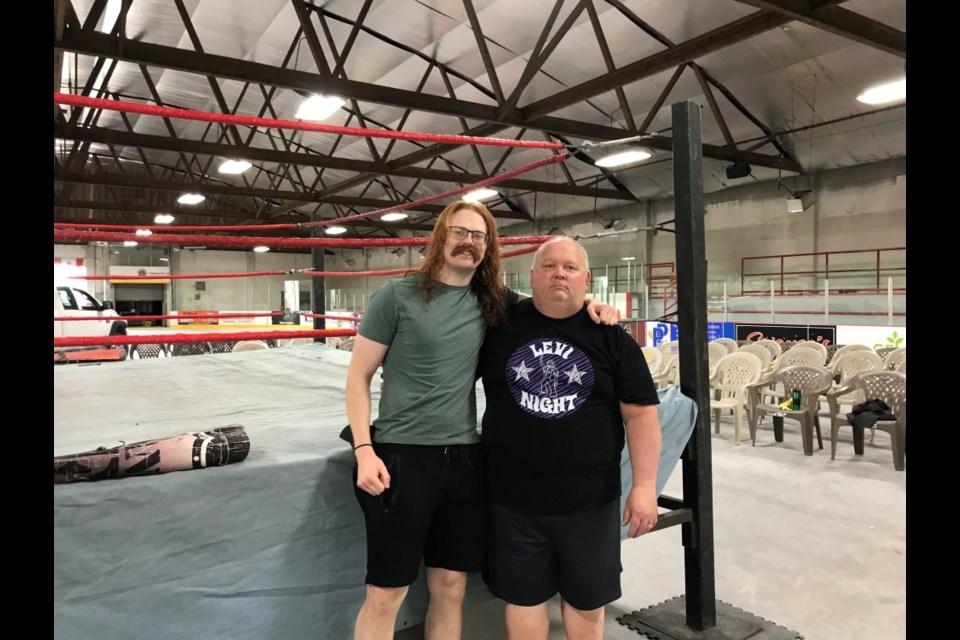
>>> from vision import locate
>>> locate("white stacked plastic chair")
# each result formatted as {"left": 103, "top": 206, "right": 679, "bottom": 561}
{"left": 709, "top": 351, "right": 764, "bottom": 445}
{"left": 791, "top": 340, "right": 829, "bottom": 361}
{"left": 640, "top": 346, "right": 664, "bottom": 378}
{"left": 884, "top": 347, "right": 907, "bottom": 372}
{"left": 232, "top": 340, "right": 270, "bottom": 353}
{"left": 826, "top": 344, "right": 874, "bottom": 375}
{"left": 823, "top": 350, "right": 885, "bottom": 424}
{"left": 711, "top": 337, "right": 739, "bottom": 355}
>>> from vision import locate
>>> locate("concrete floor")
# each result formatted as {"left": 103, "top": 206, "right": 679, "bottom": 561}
{"left": 397, "top": 412, "right": 906, "bottom": 640}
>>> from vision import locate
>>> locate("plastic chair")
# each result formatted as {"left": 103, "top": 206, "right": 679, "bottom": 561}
{"left": 289, "top": 337, "right": 314, "bottom": 346}
{"left": 708, "top": 342, "right": 728, "bottom": 378}
{"left": 884, "top": 347, "right": 906, "bottom": 372}
{"left": 171, "top": 342, "right": 211, "bottom": 357}
{"left": 711, "top": 337, "right": 739, "bottom": 355}
{"left": 822, "top": 350, "right": 885, "bottom": 422}
{"left": 747, "top": 365, "right": 835, "bottom": 454}
{"left": 875, "top": 346, "right": 897, "bottom": 362}
{"left": 775, "top": 345, "right": 827, "bottom": 369}
{"left": 792, "top": 340, "right": 828, "bottom": 361}
{"left": 641, "top": 346, "right": 664, "bottom": 377}
{"left": 755, "top": 339, "right": 782, "bottom": 363}
{"left": 657, "top": 340, "right": 680, "bottom": 365}
{"left": 894, "top": 355, "right": 906, "bottom": 374}
{"left": 232, "top": 340, "right": 270, "bottom": 353}
{"left": 738, "top": 343, "right": 773, "bottom": 371}
{"left": 653, "top": 356, "right": 679, "bottom": 389}
{"left": 827, "top": 344, "right": 874, "bottom": 374}
{"left": 828, "top": 371, "right": 906, "bottom": 470}
{"left": 131, "top": 343, "right": 168, "bottom": 359}
{"left": 709, "top": 351, "right": 763, "bottom": 445}
{"left": 757, "top": 346, "right": 829, "bottom": 408}
{"left": 208, "top": 341, "right": 237, "bottom": 354}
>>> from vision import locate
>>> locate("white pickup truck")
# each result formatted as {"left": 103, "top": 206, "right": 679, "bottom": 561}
{"left": 54, "top": 285, "right": 127, "bottom": 348}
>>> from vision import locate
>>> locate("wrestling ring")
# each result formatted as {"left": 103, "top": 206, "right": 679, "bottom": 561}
{"left": 53, "top": 92, "right": 697, "bottom": 639}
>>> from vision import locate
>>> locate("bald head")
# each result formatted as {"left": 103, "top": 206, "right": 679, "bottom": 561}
{"left": 532, "top": 237, "right": 590, "bottom": 272}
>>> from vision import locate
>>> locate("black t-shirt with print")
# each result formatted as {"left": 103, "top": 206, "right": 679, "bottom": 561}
{"left": 479, "top": 299, "right": 659, "bottom": 515}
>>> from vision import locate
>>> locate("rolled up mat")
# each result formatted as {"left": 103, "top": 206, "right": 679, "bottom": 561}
{"left": 54, "top": 424, "right": 250, "bottom": 484}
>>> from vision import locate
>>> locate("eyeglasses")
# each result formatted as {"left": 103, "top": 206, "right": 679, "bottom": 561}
{"left": 448, "top": 226, "right": 489, "bottom": 244}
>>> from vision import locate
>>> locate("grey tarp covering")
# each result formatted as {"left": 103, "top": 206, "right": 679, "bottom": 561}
{"left": 54, "top": 344, "right": 695, "bottom": 639}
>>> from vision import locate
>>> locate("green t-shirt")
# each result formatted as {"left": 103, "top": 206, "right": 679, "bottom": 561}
{"left": 359, "top": 274, "right": 515, "bottom": 445}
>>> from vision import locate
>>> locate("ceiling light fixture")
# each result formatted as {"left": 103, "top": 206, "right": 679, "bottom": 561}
{"left": 123, "top": 240, "right": 138, "bottom": 247}
{"left": 786, "top": 191, "right": 814, "bottom": 213}
{"left": 579, "top": 134, "right": 656, "bottom": 169}
{"left": 594, "top": 149, "right": 652, "bottom": 168}
{"left": 135, "top": 229, "right": 153, "bottom": 236}
{"left": 253, "top": 245, "right": 270, "bottom": 253}
{"left": 857, "top": 78, "right": 906, "bottom": 105}
{"left": 325, "top": 226, "right": 348, "bottom": 235}
{"left": 154, "top": 213, "right": 175, "bottom": 224}
{"left": 296, "top": 94, "right": 345, "bottom": 121}
{"left": 381, "top": 212, "right": 409, "bottom": 222}
{"left": 621, "top": 256, "right": 636, "bottom": 261}
{"left": 177, "top": 193, "right": 205, "bottom": 205}
{"left": 218, "top": 159, "right": 252, "bottom": 174}
{"left": 462, "top": 187, "right": 499, "bottom": 202}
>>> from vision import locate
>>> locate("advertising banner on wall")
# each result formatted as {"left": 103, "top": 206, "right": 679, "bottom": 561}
{"left": 736, "top": 324, "right": 836, "bottom": 345}
{"left": 835, "top": 325, "right": 906, "bottom": 349}
{"left": 645, "top": 321, "right": 736, "bottom": 347}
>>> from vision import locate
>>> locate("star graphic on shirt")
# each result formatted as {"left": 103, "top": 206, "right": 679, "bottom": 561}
{"left": 565, "top": 364, "right": 584, "bottom": 385}
{"left": 512, "top": 360, "right": 532, "bottom": 382}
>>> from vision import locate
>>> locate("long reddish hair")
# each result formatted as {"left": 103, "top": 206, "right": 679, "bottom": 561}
{"left": 414, "top": 200, "right": 508, "bottom": 327}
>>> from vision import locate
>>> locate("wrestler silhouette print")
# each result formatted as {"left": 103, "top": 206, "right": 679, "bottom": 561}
{"left": 506, "top": 338, "right": 594, "bottom": 418}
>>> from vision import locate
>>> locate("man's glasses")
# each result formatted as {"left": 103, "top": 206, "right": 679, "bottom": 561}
{"left": 448, "top": 226, "right": 489, "bottom": 244}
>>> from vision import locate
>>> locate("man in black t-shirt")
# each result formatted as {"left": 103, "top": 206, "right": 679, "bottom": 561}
{"left": 479, "top": 237, "right": 662, "bottom": 640}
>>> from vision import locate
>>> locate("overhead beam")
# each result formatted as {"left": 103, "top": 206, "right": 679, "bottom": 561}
{"left": 54, "top": 125, "right": 635, "bottom": 202}
{"left": 54, "top": 199, "right": 435, "bottom": 231}
{"left": 731, "top": 0, "right": 906, "bottom": 58}
{"left": 56, "top": 26, "right": 799, "bottom": 171}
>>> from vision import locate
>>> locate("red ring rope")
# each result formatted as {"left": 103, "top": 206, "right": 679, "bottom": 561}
{"left": 53, "top": 229, "right": 553, "bottom": 248}
{"left": 54, "top": 329, "right": 356, "bottom": 348}
{"left": 54, "top": 93, "right": 565, "bottom": 150}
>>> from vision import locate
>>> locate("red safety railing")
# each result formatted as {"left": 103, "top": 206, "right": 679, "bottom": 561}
{"left": 740, "top": 247, "right": 906, "bottom": 295}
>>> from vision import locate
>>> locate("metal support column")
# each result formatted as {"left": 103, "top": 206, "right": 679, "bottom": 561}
{"left": 311, "top": 213, "right": 326, "bottom": 343}
{"left": 617, "top": 100, "right": 801, "bottom": 640}
{"left": 671, "top": 100, "right": 717, "bottom": 631}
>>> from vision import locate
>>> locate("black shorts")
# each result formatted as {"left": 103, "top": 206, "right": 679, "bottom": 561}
{"left": 353, "top": 442, "right": 486, "bottom": 588}
{"left": 484, "top": 500, "right": 622, "bottom": 611}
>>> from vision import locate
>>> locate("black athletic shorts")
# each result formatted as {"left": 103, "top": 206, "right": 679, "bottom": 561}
{"left": 353, "top": 442, "right": 486, "bottom": 588}
{"left": 484, "top": 499, "right": 622, "bottom": 611}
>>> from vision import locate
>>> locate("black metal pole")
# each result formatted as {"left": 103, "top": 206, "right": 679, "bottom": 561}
{"left": 311, "top": 213, "right": 326, "bottom": 343}
{"left": 671, "top": 100, "right": 717, "bottom": 630}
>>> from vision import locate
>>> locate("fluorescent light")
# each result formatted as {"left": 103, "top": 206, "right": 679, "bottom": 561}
{"left": 135, "top": 229, "right": 153, "bottom": 236}
{"left": 621, "top": 256, "right": 636, "bottom": 261}
{"left": 253, "top": 245, "right": 270, "bottom": 253}
{"left": 177, "top": 193, "right": 205, "bottom": 205}
{"left": 381, "top": 212, "right": 409, "bottom": 222}
{"left": 463, "top": 188, "right": 499, "bottom": 202}
{"left": 123, "top": 240, "right": 138, "bottom": 247}
{"left": 325, "top": 226, "right": 348, "bottom": 235}
{"left": 857, "top": 78, "right": 906, "bottom": 105}
{"left": 159, "top": 257, "right": 169, "bottom": 262}
{"left": 296, "top": 94, "right": 345, "bottom": 121}
{"left": 154, "top": 214, "right": 175, "bottom": 224}
{"left": 595, "top": 149, "right": 652, "bottom": 168}
{"left": 218, "top": 159, "right": 252, "bottom": 174}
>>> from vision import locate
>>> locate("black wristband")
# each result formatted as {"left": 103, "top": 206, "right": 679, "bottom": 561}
{"left": 354, "top": 443, "right": 373, "bottom": 451}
